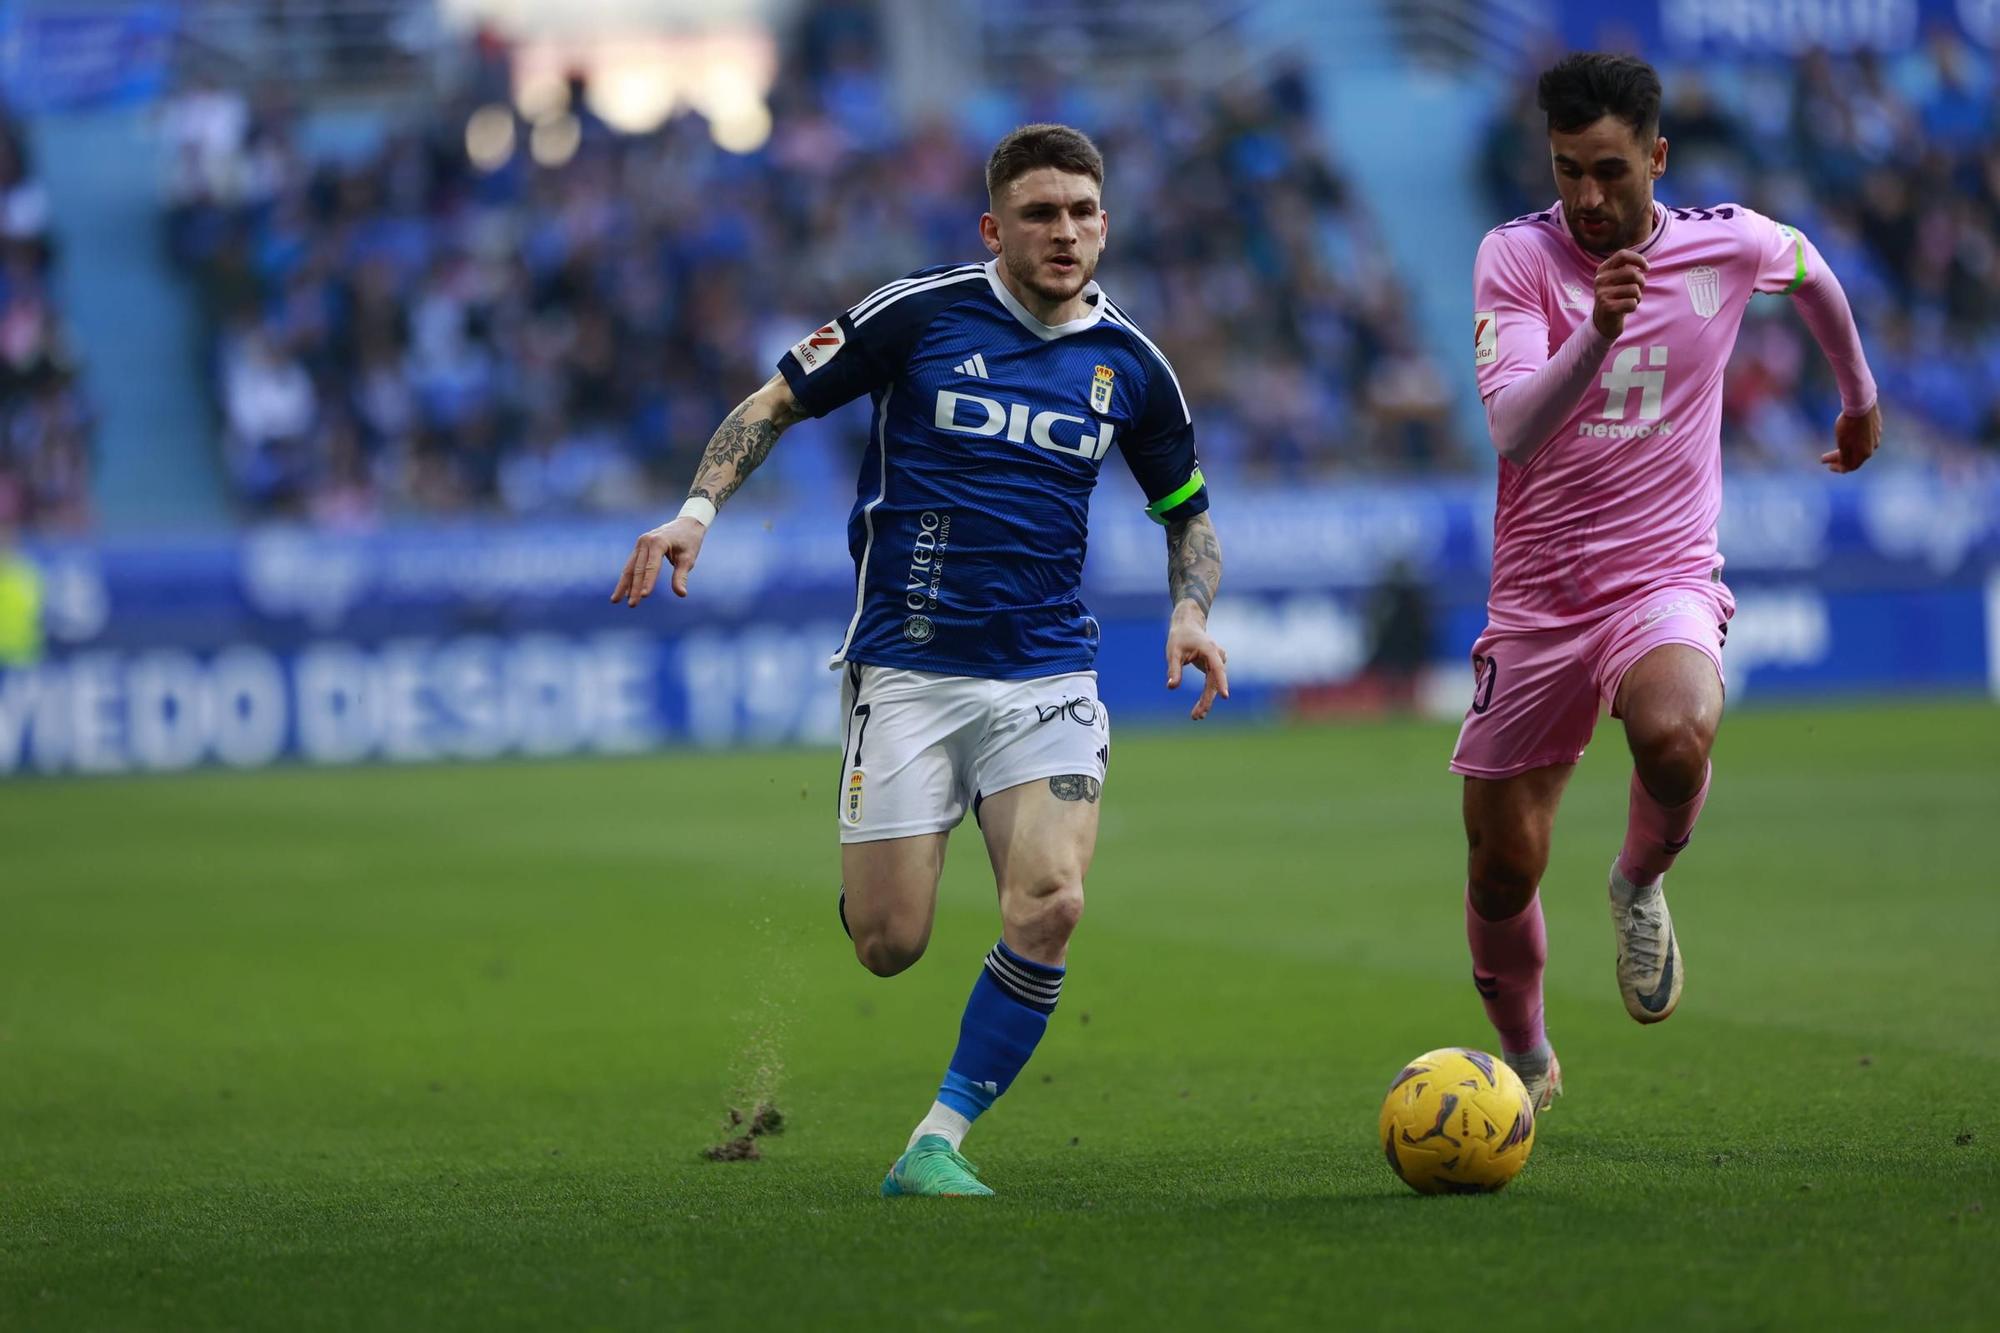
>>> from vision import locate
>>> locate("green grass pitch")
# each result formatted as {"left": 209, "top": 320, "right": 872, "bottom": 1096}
{"left": 3, "top": 700, "right": 1996, "bottom": 1330}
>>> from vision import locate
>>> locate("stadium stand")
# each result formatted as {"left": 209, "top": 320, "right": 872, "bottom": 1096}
{"left": 1482, "top": 30, "right": 1999, "bottom": 467}
{"left": 0, "top": 105, "right": 92, "bottom": 531}
{"left": 77, "top": 1, "right": 2000, "bottom": 524}
{"left": 164, "top": 4, "right": 1438, "bottom": 520}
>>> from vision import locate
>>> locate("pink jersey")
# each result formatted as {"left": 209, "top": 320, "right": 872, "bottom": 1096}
{"left": 1472, "top": 200, "right": 1812, "bottom": 629}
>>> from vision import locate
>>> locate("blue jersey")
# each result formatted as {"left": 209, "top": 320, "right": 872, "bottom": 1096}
{"left": 778, "top": 260, "right": 1209, "bottom": 680}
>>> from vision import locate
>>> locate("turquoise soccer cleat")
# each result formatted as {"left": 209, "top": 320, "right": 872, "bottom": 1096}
{"left": 880, "top": 1135, "right": 994, "bottom": 1197}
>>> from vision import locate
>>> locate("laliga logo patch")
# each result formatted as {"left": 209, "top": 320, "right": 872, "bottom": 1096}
{"left": 1474, "top": 311, "right": 1497, "bottom": 366}
{"left": 1090, "top": 364, "right": 1115, "bottom": 414}
{"left": 845, "top": 769, "right": 864, "bottom": 824}
{"left": 791, "top": 321, "right": 846, "bottom": 373}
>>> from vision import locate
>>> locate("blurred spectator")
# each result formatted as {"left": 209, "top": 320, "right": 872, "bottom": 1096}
{"left": 1482, "top": 36, "right": 2000, "bottom": 468}
{"left": 168, "top": 1, "right": 1439, "bottom": 521}
{"left": 220, "top": 324, "right": 318, "bottom": 507}
{"left": 0, "top": 107, "right": 91, "bottom": 531}
{"left": 0, "top": 523, "right": 43, "bottom": 665}
{"left": 1363, "top": 558, "right": 1435, "bottom": 712}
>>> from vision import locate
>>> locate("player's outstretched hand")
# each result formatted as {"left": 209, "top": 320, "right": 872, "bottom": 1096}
{"left": 1592, "top": 248, "right": 1650, "bottom": 341}
{"left": 611, "top": 516, "right": 707, "bottom": 607}
{"left": 1822, "top": 402, "right": 1881, "bottom": 474}
{"left": 1166, "top": 612, "right": 1230, "bottom": 721}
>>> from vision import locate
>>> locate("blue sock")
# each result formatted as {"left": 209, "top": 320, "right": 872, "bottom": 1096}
{"left": 934, "top": 940, "right": 1064, "bottom": 1124}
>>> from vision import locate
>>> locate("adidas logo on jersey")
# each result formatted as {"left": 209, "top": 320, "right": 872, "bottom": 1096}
{"left": 953, "top": 353, "right": 990, "bottom": 379}
{"left": 934, "top": 389, "right": 1117, "bottom": 461}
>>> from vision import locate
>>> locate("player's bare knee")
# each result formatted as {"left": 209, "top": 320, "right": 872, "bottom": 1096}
{"left": 853, "top": 928, "right": 925, "bottom": 977}
{"left": 850, "top": 917, "right": 928, "bottom": 977}
{"left": 1468, "top": 848, "right": 1542, "bottom": 919}
{"left": 1629, "top": 713, "right": 1712, "bottom": 803}
{"left": 1004, "top": 874, "right": 1085, "bottom": 951}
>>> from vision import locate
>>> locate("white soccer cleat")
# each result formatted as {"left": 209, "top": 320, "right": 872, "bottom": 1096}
{"left": 1505, "top": 1045, "right": 1563, "bottom": 1113}
{"left": 1610, "top": 863, "right": 1683, "bottom": 1023}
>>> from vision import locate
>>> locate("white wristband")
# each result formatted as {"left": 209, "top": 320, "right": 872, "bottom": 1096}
{"left": 678, "top": 496, "right": 717, "bottom": 527}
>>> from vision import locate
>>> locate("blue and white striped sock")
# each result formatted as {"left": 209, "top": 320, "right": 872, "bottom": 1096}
{"left": 909, "top": 940, "right": 1064, "bottom": 1149}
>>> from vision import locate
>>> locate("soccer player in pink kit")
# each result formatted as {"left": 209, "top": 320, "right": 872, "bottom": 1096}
{"left": 1454, "top": 53, "right": 1882, "bottom": 1109}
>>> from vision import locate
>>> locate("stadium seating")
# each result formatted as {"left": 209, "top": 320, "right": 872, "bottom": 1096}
{"left": 1482, "top": 33, "right": 1999, "bottom": 466}
{"left": 0, "top": 107, "right": 91, "bottom": 531}
{"left": 76, "top": 2, "right": 2000, "bottom": 525}
{"left": 164, "top": 8, "right": 1436, "bottom": 519}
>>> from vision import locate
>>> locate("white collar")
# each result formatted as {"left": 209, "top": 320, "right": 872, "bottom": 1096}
{"left": 983, "top": 259, "right": 1105, "bottom": 340}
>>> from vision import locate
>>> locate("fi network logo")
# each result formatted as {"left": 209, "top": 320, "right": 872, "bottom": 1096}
{"left": 1599, "top": 345, "right": 1668, "bottom": 420}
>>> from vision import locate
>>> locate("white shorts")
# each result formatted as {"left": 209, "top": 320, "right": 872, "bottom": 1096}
{"left": 835, "top": 664, "right": 1110, "bottom": 843}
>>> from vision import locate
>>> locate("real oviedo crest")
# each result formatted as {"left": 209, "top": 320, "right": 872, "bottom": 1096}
{"left": 1090, "top": 364, "right": 1115, "bottom": 415}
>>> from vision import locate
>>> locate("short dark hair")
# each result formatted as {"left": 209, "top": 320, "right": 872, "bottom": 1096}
{"left": 985, "top": 123, "right": 1104, "bottom": 201}
{"left": 1537, "top": 52, "right": 1662, "bottom": 140}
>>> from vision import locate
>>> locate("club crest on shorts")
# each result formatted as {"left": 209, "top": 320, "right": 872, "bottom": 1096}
{"left": 845, "top": 769, "right": 864, "bottom": 824}
{"left": 790, "top": 321, "right": 846, "bottom": 372}
{"left": 1685, "top": 266, "right": 1720, "bottom": 320}
{"left": 1090, "top": 364, "right": 1115, "bottom": 414}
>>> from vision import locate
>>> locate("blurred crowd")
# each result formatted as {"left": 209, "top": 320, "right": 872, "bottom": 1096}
{"left": 1484, "top": 29, "right": 2000, "bottom": 468}
{"left": 0, "top": 107, "right": 91, "bottom": 531}
{"left": 164, "top": 1, "right": 1440, "bottom": 523}
{"left": 53, "top": 3, "right": 1995, "bottom": 530}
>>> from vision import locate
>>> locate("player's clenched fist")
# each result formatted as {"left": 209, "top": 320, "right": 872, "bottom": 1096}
{"left": 611, "top": 516, "right": 707, "bottom": 606}
{"left": 1592, "top": 248, "right": 1650, "bottom": 340}
{"left": 1823, "top": 401, "right": 1882, "bottom": 474}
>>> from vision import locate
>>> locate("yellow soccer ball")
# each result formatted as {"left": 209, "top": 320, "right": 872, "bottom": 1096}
{"left": 1379, "top": 1047, "right": 1537, "bottom": 1194}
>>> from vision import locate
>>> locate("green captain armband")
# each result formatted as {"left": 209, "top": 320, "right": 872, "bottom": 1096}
{"left": 1779, "top": 224, "right": 1807, "bottom": 294}
{"left": 1144, "top": 468, "right": 1206, "bottom": 525}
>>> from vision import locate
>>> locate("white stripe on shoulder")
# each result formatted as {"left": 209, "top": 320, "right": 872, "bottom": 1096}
{"left": 852, "top": 267, "right": 988, "bottom": 327}
{"left": 848, "top": 267, "right": 968, "bottom": 320}
{"left": 1102, "top": 299, "right": 1190, "bottom": 424}
{"left": 849, "top": 264, "right": 984, "bottom": 322}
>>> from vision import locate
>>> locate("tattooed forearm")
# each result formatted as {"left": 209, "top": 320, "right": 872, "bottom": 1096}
{"left": 687, "top": 377, "right": 805, "bottom": 509}
{"left": 1049, "top": 774, "right": 1101, "bottom": 803}
{"left": 687, "top": 408, "right": 778, "bottom": 507}
{"left": 1165, "top": 512, "right": 1222, "bottom": 618}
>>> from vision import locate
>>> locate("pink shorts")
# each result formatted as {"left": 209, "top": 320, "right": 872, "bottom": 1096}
{"left": 1449, "top": 580, "right": 1734, "bottom": 779}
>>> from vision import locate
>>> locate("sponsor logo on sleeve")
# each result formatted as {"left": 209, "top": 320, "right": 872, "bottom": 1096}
{"left": 1474, "top": 311, "right": 1498, "bottom": 366}
{"left": 790, "top": 321, "right": 846, "bottom": 372}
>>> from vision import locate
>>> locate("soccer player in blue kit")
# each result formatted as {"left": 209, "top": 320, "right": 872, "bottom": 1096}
{"left": 613, "top": 124, "right": 1228, "bottom": 1196}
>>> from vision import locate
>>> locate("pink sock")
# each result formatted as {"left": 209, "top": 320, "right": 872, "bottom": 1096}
{"left": 1618, "top": 763, "right": 1711, "bottom": 887}
{"left": 1465, "top": 891, "right": 1547, "bottom": 1056}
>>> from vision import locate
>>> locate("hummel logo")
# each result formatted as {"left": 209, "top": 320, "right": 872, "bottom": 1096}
{"left": 953, "top": 353, "right": 990, "bottom": 379}
{"left": 1559, "top": 281, "right": 1590, "bottom": 311}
